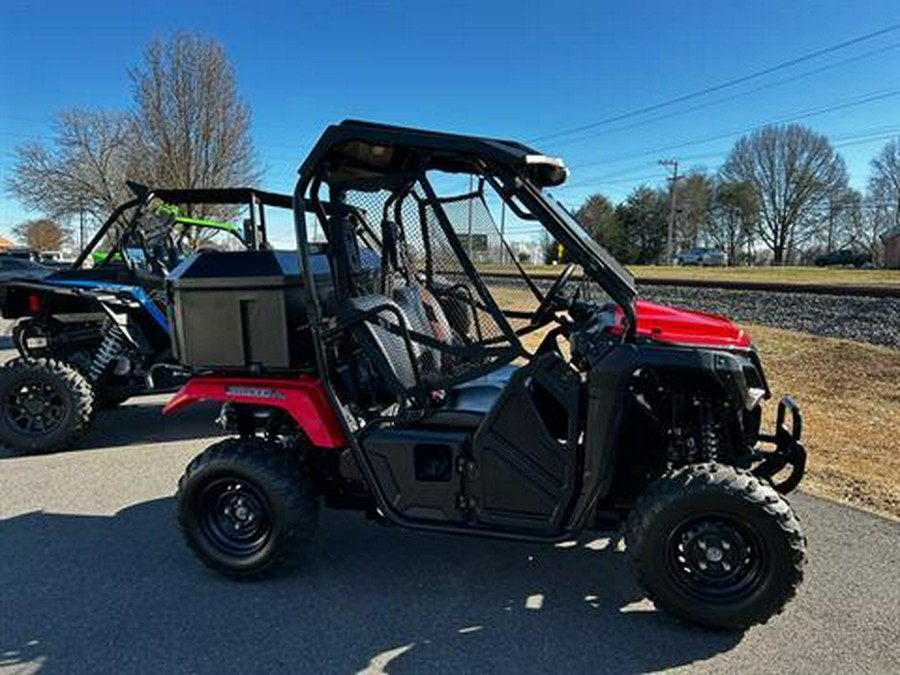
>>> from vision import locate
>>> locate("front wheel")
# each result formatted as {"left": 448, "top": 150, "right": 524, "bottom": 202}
{"left": 0, "top": 357, "right": 95, "bottom": 453}
{"left": 177, "top": 438, "right": 319, "bottom": 579}
{"left": 626, "top": 462, "right": 805, "bottom": 630}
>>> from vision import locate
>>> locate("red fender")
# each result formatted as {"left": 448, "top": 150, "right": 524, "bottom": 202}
{"left": 163, "top": 375, "right": 348, "bottom": 449}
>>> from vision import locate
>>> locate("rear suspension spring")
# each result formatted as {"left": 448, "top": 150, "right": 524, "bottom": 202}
{"left": 88, "top": 325, "right": 127, "bottom": 382}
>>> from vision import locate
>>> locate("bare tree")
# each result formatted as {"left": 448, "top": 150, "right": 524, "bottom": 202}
{"left": 822, "top": 188, "right": 863, "bottom": 252}
{"left": 7, "top": 109, "right": 134, "bottom": 223}
{"left": 6, "top": 33, "right": 258, "bottom": 249}
{"left": 868, "top": 137, "right": 900, "bottom": 233}
{"left": 13, "top": 218, "right": 72, "bottom": 251}
{"left": 128, "top": 34, "right": 258, "bottom": 211}
{"left": 708, "top": 179, "right": 758, "bottom": 265}
{"left": 848, "top": 141, "right": 900, "bottom": 264}
{"left": 721, "top": 124, "right": 848, "bottom": 264}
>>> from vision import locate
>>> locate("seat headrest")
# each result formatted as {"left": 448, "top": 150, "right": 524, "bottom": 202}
{"left": 381, "top": 220, "right": 401, "bottom": 272}
{"left": 328, "top": 214, "right": 362, "bottom": 299}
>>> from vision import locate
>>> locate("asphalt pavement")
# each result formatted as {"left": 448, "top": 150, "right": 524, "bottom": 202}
{"left": 1, "top": 367, "right": 899, "bottom": 674}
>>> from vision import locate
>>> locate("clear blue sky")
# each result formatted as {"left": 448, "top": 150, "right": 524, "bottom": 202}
{"left": 1, "top": 0, "right": 899, "bottom": 242}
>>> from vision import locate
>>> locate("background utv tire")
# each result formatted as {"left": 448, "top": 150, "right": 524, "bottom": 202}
{"left": 626, "top": 462, "right": 805, "bottom": 631}
{"left": 0, "top": 357, "right": 95, "bottom": 454}
{"left": 177, "top": 438, "right": 319, "bottom": 579}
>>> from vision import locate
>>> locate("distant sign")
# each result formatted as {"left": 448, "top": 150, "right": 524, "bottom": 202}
{"left": 456, "top": 233, "right": 488, "bottom": 252}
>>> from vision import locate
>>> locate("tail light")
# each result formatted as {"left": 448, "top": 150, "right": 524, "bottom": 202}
{"left": 28, "top": 293, "right": 42, "bottom": 314}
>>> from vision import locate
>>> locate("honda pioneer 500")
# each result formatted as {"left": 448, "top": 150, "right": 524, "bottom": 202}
{"left": 165, "top": 121, "right": 806, "bottom": 630}
{"left": 0, "top": 183, "right": 294, "bottom": 453}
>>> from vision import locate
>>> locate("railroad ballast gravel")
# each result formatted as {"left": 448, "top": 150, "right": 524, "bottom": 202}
{"left": 638, "top": 285, "right": 900, "bottom": 349}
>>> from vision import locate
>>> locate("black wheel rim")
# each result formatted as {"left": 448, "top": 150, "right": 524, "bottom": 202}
{"left": 198, "top": 478, "right": 272, "bottom": 558}
{"left": 5, "top": 380, "right": 67, "bottom": 435}
{"left": 665, "top": 515, "right": 766, "bottom": 603}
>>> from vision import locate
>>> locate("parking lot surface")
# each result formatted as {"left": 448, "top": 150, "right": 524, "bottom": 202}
{"left": 1, "top": 376, "right": 899, "bottom": 674}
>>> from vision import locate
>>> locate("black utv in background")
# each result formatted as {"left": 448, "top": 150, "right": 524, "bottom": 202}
{"left": 0, "top": 183, "right": 292, "bottom": 453}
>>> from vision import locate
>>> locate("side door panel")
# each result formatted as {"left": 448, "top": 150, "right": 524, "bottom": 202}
{"left": 468, "top": 354, "right": 582, "bottom": 533}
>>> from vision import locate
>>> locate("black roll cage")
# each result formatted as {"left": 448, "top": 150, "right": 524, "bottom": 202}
{"left": 286, "top": 120, "right": 644, "bottom": 542}
{"left": 292, "top": 120, "right": 638, "bottom": 359}
{"left": 72, "top": 183, "right": 303, "bottom": 272}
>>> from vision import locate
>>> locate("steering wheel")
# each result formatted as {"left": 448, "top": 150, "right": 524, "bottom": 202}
{"left": 531, "top": 263, "right": 577, "bottom": 326}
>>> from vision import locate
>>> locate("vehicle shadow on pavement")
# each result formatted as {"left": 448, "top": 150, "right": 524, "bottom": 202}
{"left": 77, "top": 400, "right": 225, "bottom": 449}
{"left": 0, "top": 500, "right": 741, "bottom": 674}
{"left": 0, "top": 400, "right": 224, "bottom": 459}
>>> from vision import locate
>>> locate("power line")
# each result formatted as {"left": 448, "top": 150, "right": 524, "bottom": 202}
{"left": 529, "top": 22, "right": 900, "bottom": 144}
{"left": 569, "top": 87, "right": 900, "bottom": 172}
{"left": 545, "top": 41, "right": 900, "bottom": 150}
{"left": 555, "top": 129, "right": 900, "bottom": 197}
{"left": 562, "top": 124, "right": 900, "bottom": 188}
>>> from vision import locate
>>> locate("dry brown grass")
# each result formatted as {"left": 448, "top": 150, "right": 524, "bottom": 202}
{"left": 747, "top": 324, "right": 900, "bottom": 519}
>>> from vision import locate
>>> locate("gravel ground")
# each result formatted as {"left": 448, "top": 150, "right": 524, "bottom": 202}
{"left": 638, "top": 285, "right": 900, "bottom": 349}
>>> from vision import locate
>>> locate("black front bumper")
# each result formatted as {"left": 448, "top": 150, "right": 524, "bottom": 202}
{"left": 752, "top": 396, "right": 806, "bottom": 494}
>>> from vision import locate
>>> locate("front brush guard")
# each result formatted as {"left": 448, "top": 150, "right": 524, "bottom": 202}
{"left": 751, "top": 396, "right": 806, "bottom": 494}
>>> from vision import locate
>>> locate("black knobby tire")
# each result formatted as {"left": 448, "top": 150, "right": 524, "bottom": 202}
{"left": 626, "top": 462, "right": 805, "bottom": 630}
{"left": 177, "top": 437, "right": 319, "bottom": 579}
{"left": 0, "top": 357, "right": 95, "bottom": 454}
{"left": 59, "top": 350, "right": 132, "bottom": 410}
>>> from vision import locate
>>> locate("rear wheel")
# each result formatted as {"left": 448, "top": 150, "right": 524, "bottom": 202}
{"left": 0, "top": 357, "right": 95, "bottom": 453}
{"left": 177, "top": 438, "right": 319, "bottom": 579}
{"left": 62, "top": 349, "right": 133, "bottom": 409}
{"left": 626, "top": 462, "right": 805, "bottom": 630}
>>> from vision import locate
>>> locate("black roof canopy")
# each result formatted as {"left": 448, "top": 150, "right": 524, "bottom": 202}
{"left": 127, "top": 182, "right": 295, "bottom": 209}
{"left": 298, "top": 120, "right": 569, "bottom": 187}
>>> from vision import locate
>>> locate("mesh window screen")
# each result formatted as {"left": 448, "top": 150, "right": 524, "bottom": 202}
{"left": 322, "top": 169, "right": 615, "bottom": 399}
{"left": 421, "top": 193, "right": 540, "bottom": 335}
{"left": 332, "top": 178, "right": 535, "bottom": 391}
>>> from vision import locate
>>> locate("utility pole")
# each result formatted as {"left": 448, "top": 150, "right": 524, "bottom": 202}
{"left": 78, "top": 198, "right": 86, "bottom": 253}
{"left": 499, "top": 200, "right": 506, "bottom": 265}
{"left": 659, "top": 159, "right": 680, "bottom": 266}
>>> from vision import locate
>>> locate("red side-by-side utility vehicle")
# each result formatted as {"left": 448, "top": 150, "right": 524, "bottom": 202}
{"left": 163, "top": 121, "right": 806, "bottom": 630}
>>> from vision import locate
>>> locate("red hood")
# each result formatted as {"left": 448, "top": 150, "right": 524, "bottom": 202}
{"left": 615, "top": 300, "right": 751, "bottom": 348}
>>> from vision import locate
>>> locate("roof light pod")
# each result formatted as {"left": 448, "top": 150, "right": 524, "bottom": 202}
{"left": 524, "top": 154, "right": 569, "bottom": 187}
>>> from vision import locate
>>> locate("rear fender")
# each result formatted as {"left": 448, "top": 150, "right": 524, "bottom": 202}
{"left": 163, "top": 375, "right": 347, "bottom": 449}
{"left": 2, "top": 280, "right": 110, "bottom": 321}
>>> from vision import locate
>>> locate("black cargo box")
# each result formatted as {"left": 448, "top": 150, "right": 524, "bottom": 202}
{"left": 168, "top": 250, "right": 328, "bottom": 371}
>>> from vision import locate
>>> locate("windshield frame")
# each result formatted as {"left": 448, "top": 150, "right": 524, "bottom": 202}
{"left": 495, "top": 165, "right": 638, "bottom": 317}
